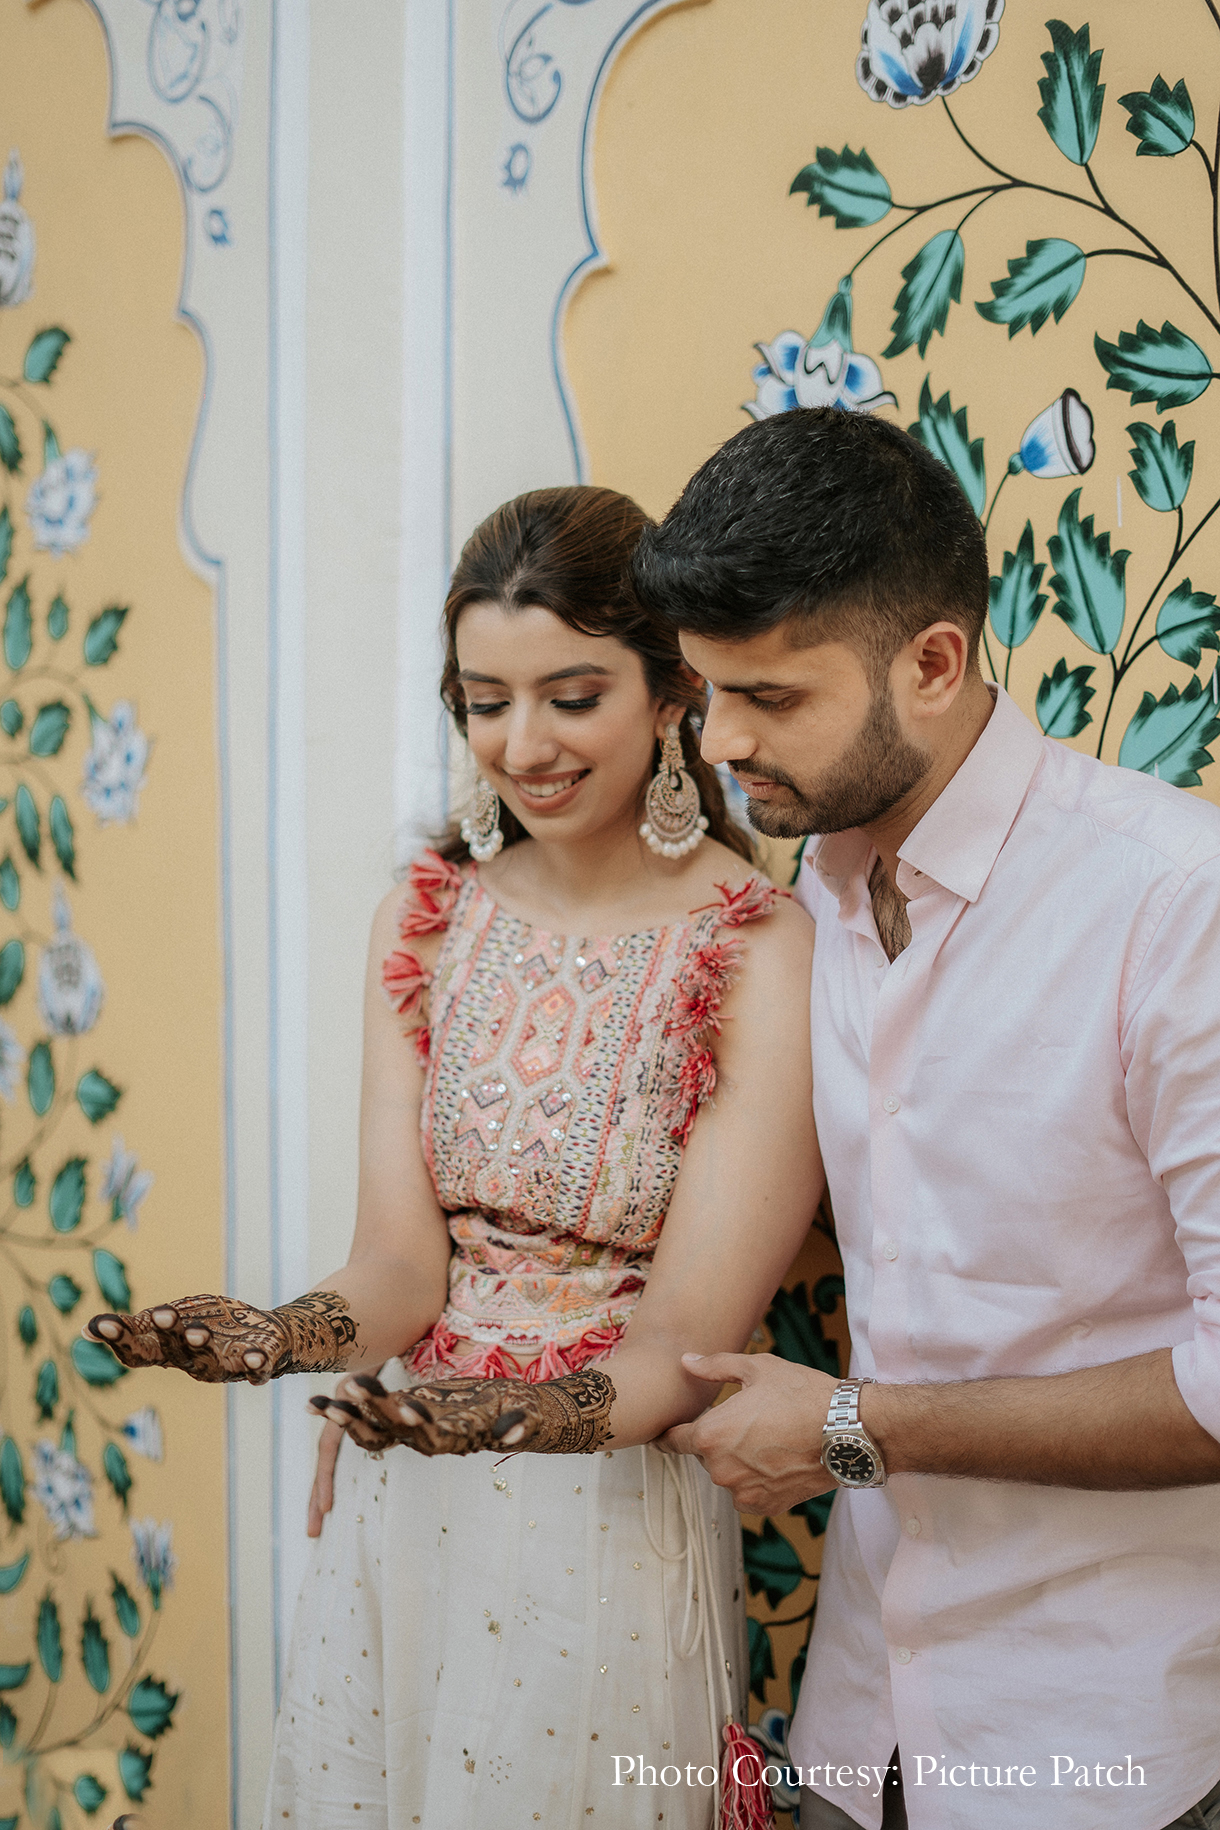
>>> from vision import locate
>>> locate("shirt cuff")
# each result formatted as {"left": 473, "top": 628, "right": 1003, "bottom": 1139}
{"left": 1172, "top": 1335, "right": 1220, "bottom": 1444}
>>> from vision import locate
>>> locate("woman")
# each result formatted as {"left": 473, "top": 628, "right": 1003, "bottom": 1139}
{"left": 85, "top": 486, "right": 820, "bottom": 1829}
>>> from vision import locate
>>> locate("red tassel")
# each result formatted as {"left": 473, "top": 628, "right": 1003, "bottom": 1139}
{"left": 719, "top": 1722, "right": 775, "bottom": 1830}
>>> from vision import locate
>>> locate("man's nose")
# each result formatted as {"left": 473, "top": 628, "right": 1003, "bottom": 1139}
{"left": 699, "top": 691, "right": 756, "bottom": 768}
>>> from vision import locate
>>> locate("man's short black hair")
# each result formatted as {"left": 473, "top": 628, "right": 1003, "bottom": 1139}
{"left": 631, "top": 407, "right": 989, "bottom": 674}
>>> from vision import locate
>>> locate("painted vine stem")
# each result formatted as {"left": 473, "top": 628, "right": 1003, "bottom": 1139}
{"left": 0, "top": 318, "right": 175, "bottom": 1830}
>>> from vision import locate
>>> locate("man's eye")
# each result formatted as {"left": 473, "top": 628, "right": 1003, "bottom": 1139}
{"left": 554, "top": 696, "right": 601, "bottom": 712}
{"left": 466, "top": 700, "right": 508, "bottom": 717}
{"left": 746, "top": 694, "right": 787, "bottom": 712}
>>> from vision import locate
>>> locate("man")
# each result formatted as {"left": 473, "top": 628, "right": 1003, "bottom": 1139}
{"left": 632, "top": 407, "right": 1220, "bottom": 1830}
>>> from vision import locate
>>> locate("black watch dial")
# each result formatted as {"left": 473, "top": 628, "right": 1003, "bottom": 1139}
{"left": 824, "top": 1435, "right": 879, "bottom": 1484}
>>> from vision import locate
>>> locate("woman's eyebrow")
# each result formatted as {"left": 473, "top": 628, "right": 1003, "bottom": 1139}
{"left": 457, "top": 664, "right": 615, "bottom": 685}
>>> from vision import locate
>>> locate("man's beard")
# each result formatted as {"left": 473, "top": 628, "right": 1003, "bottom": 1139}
{"left": 735, "top": 686, "right": 931, "bottom": 838}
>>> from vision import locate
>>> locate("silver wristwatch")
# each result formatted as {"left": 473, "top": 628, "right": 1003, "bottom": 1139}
{"left": 820, "top": 1376, "right": 887, "bottom": 1488}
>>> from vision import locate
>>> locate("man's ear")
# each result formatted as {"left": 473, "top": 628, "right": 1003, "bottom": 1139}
{"left": 903, "top": 622, "right": 971, "bottom": 719}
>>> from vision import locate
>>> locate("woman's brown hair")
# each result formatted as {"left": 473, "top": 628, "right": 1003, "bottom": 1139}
{"left": 436, "top": 485, "right": 753, "bottom": 864}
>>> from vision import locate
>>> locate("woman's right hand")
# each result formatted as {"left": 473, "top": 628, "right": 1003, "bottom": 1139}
{"left": 307, "top": 1418, "right": 344, "bottom": 1537}
{"left": 83, "top": 1288, "right": 358, "bottom": 1386}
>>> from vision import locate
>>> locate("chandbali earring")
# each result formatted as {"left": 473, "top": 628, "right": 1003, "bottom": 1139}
{"left": 461, "top": 777, "right": 504, "bottom": 863}
{"left": 640, "top": 722, "right": 708, "bottom": 858}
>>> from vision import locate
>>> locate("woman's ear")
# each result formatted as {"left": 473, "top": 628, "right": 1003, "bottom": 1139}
{"left": 654, "top": 679, "right": 703, "bottom": 740}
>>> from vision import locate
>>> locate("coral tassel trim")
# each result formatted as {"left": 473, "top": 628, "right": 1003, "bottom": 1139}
{"left": 720, "top": 1722, "right": 775, "bottom": 1830}
{"left": 661, "top": 876, "right": 778, "bottom": 1145}
{"left": 380, "top": 850, "right": 468, "bottom": 1058}
{"left": 407, "top": 1317, "right": 626, "bottom": 1382}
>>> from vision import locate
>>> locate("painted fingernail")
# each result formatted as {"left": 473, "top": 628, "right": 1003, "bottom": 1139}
{"left": 151, "top": 1307, "right": 178, "bottom": 1329}
{"left": 490, "top": 1408, "right": 527, "bottom": 1441}
{"left": 326, "top": 1400, "right": 362, "bottom": 1420}
{"left": 397, "top": 1399, "right": 431, "bottom": 1424}
{"left": 185, "top": 1327, "right": 212, "bottom": 1348}
{"left": 242, "top": 1349, "right": 266, "bottom": 1368}
{"left": 352, "top": 1374, "right": 387, "bottom": 1398}
{"left": 90, "top": 1315, "right": 122, "bottom": 1341}
{"left": 308, "top": 1395, "right": 330, "bottom": 1411}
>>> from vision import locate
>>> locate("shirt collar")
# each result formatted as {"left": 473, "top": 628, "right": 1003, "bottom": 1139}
{"left": 804, "top": 686, "right": 1044, "bottom": 906}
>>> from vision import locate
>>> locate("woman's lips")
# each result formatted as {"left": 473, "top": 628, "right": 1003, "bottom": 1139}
{"left": 506, "top": 769, "right": 590, "bottom": 813}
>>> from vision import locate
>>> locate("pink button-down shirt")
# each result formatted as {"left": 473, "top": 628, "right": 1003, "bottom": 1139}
{"left": 790, "top": 686, "right": 1220, "bottom": 1830}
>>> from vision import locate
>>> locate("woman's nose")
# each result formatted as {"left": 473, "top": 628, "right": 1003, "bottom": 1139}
{"left": 500, "top": 704, "right": 561, "bottom": 774}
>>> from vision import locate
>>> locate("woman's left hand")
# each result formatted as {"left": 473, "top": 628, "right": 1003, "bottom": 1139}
{"left": 312, "top": 1367, "right": 615, "bottom": 1457}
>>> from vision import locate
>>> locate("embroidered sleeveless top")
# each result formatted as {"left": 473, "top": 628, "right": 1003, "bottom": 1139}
{"left": 382, "top": 852, "right": 778, "bottom": 1383}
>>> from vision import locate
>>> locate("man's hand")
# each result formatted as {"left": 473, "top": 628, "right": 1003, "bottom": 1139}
{"left": 657, "top": 1350, "right": 838, "bottom": 1513}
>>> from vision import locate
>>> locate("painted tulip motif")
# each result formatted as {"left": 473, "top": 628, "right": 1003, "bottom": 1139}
{"left": 130, "top": 1517, "right": 177, "bottom": 1605}
{"left": 857, "top": 0, "right": 1005, "bottom": 109}
{"left": 745, "top": 280, "right": 896, "bottom": 420}
{"left": 33, "top": 1439, "right": 97, "bottom": 1541}
{"left": 26, "top": 447, "right": 98, "bottom": 556}
{"left": 0, "top": 149, "right": 35, "bottom": 307}
{"left": 100, "top": 1134, "right": 154, "bottom": 1230}
{"left": 0, "top": 1018, "right": 26, "bottom": 1102}
{"left": 81, "top": 700, "right": 150, "bottom": 825}
{"left": 38, "top": 885, "right": 105, "bottom": 1036}
{"left": 1011, "top": 388, "right": 1095, "bottom": 479}
{"left": 122, "top": 1408, "right": 164, "bottom": 1462}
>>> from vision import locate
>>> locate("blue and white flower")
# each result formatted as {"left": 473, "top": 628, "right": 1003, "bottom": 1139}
{"left": 746, "top": 280, "right": 895, "bottom": 421}
{"left": 38, "top": 885, "right": 104, "bottom": 1035}
{"left": 33, "top": 1438, "right": 97, "bottom": 1541}
{"left": 122, "top": 1407, "right": 164, "bottom": 1462}
{"left": 26, "top": 447, "right": 98, "bottom": 556}
{"left": 857, "top": 0, "right": 1005, "bottom": 109}
{"left": 131, "top": 1517, "right": 177, "bottom": 1606}
{"left": 0, "top": 149, "right": 35, "bottom": 307}
{"left": 100, "top": 1135, "right": 154, "bottom": 1231}
{"left": 748, "top": 1706, "right": 803, "bottom": 1814}
{"left": 0, "top": 1019, "right": 25, "bottom": 1102}
{"left": 82, "top": 701, "right": 150, "bottom": 825}
{"left": 1011, "top": 388, "right": 1095, "bottom": 480}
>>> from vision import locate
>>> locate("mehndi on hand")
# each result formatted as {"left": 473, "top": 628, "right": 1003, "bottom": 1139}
{"left": 314, "top": 1367, "right": 616, "bottom": 1456}
{"left": 83, "top": 1290, "right": 358, "bottom": 1386}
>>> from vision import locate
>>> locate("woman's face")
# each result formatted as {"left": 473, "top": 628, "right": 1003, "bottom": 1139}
{"left": 455, "top": 601, "right": 672, "bottom": 847}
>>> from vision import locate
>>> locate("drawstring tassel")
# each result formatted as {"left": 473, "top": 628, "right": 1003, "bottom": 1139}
{"left": 719, "top": 1720, "right": 774, "bottom": 1829}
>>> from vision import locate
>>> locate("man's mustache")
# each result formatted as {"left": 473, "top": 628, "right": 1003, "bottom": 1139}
{"left": 727, "top": 761, "right": 802, "bottom": 794}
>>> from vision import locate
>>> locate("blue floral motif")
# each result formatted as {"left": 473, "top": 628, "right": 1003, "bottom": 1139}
{"left": 748, "top": 1705, "right": 804, "bottom": 1815}
{"left": 857, "top": 0, "right": 1005, "bottom": 109}
{"left": 0, "top": 150, "right": 35, "bottom": 307}
{"left": 1011, "top": 388, "right": 1095, "bottom": 480}
{"left": 81, "top": 701, "right": 150, "bottom": 826}
{"left": 0, "top": 1018, "right": 25, "bottom": 1102}
{"left": 38, "top": 886, "right": 104, "bottom": 1036}
{"left": 746, "top": 280, "right": 895, "bottom": 420}
{"left": 32, "top": 1439, "right": 96, "bottom": 1541}
{"left": 130, "top": 1518, "right": 177, "bottom": 1607}
{"left": 25, "top": 448, "right": 97, "bottom": 556}
{"left": 99, "top": 1135, "right": 154, "bottom": 1231}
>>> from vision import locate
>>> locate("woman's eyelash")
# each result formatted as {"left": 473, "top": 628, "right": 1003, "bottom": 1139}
{"left": 465, "top": 694, "right": 601, "bottom": 716}
{"left": 466, "top": 701, "right": 508, "bottom": 717}
{"left": 554, "top": 695, "right": 600, "bottom": 711}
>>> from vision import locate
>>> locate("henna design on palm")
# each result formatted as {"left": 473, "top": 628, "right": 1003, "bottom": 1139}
{"left": 84, "top": 1289, "right": 358, "bottom": 1386}
{"left": 313, "top": 1367, "right": 616, "bottom": 1457}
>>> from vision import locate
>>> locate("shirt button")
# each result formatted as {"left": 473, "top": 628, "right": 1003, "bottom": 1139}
{"left": 882, "top": 1240, "right": 899, "bottom": 1262}
{"left": 882, "top": 1095, "right": 901, "bottom": 1114}
{"left": 905, "top": 1517, "right": 921, "bottom": 1538}
{"left": 894, "top": 1646, "right": 912, "bottom": 1664}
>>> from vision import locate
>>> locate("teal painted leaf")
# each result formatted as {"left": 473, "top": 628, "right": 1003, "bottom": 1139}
{"left": 29, "top": 701, "right": 70, "bottom": 757}
{"left": 24, "top": 327, "right": 70, "bottom": 384}
{"left": 38, "top": 1593, "right": 63, "bottom": 1682}
{"left": 1156, "top": 580, "right": 1219, "bottom": 666}
{"left": 13, "top": 1160, "right": 35, "bottom": 1207}
{"left": 0, "top": 856, "right": 18, "bottom": 910}
{"left": 0, "top": 1437, "right": 24, "bottom": 1525}
{"left": 0, "top": 1555, "right": 28, "bottom": 1594}
{"left": 59, "top": 1411, "right": 77, "bottom": 1458}
{"left": 0, "top": 699, "right": 21, "bottom": 736}
{"left": 976, "top": 238, "right": 1086, "bottom": 337}
{"left": 0, "top": 407, "right": 19, "bottom": 473}
{"left": 765, "top": 1283, "right": 841, "bottom": 1379}
{"left": 103, "top": 1442, "right": 132, "bottom": 1511}
{"left": 790, "top": 1644, "right": 808, "bottom": 1713}
{"left": 1118, "top": 75, "right": 1194, "bottom": 156}
{"left": 80, "top": 1606, "right": 111, "bottom": 1695}
{"left": 17, "top": 1305, "right": 36, "bottom": 1347}
{"left": 0, "top": 1663, "right": 30, "bottom": 1691}
{"left": 747, "top": 1616, "right": 775, "bottom": 1703}
{"left": 0, "top": 1702, "right": 14, "bottom": 1747}
{"left": 884, "top": 229, "right": 964, "bottom": 359}
{"left": 48, "top": 1811, "right": 62, "bottom": 1830}
{"left": 4, "top": 577, "right": 31, "bottom": 671}
{"left": 791, "top": 1487, "right": 835, "bottom": 1539}
{"left": 1127, "top": 420, "right": 1193, "bottom": 511}
{"left": 789, "top": 144, "right": 892, "bottom": 227}
{"left": 989, "top": 522, "right": 1047, "bottom": 649}
{"left": 813, "top": 1272, "right": 846, "bottom": 1313}
{"left": 1119, "top": 670, "right": 1220, "bottom": 785}
{"left": 1095, "top": 320, "right": 1215, "bottom": 412}
{"left": 78, "top": 1069, "right": 121, "bottom": 1123}
{"left": 74, "top": 1773, "right": 109, "bottom": 1816}
{"left": 49, "top": 1273, "right": 83, "bottom": 1314}
{"left": 83, "top": 605, "right": 128, "bottom": 666}
{"left": 49, "top": 796, "right": 74, "bottom": 878}
{"left": 1048, "top": 488, "right": 1129, "bottom": 654}
{"left": 15, "top": 783, "right": 39, "bottom": 867}
{"left": 0, "top": 937, "right": 24, "bottom": 1003}
{"left": 42, "top": 421, "right": 60, "bottom": 465}
{"left": 28, "top": 1039, "right": 54, "bottom": 1115}
{"left": 128, "top": 1675, "right": 179, "bottom": 1739}
{"left": 50, "top": 1158, "right": 86, "bottom": 1233}
{"left": 35, "top": 1358, "right": 59, "bottom": 1419}
{"left": 118, "top": 1744, "right": 154, "bottom": 1801}
{"left": 0, "top": 508, "right": 9, "bottom": 584}
{"left": 47, "top": 593, "right": 69, "bottom": 640}
{"left": 742, "top": 1517, "right": 805, "bottom": 1608}
{"left": 110, "top": 1575, "right": 140, "bottom": 1639}
{"left": 1037, "top": 657, "right": 1096, "bottom": 737}
{"left": 94, "top": 1249, "right": 131, "bottom": 1311}
{"left": 1038, "top": 20, "right": 1105, "bottom": 165}
{"left": 907, "top": 378, "right": 986, "bottom": 516}
{"left": 71, "top": 1337, "right": 127, "bottom": 1386}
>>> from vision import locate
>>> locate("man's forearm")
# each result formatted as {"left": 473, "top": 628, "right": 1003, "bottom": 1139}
{"left": 862, "top": 1347, "right": 1220, "bottom": 1490}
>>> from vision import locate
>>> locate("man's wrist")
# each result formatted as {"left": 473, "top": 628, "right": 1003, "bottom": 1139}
{"left": 857, "top": 1380, "right": 901, "bottom": 1468}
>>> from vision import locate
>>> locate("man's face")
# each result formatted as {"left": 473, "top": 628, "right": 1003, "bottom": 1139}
{"left": 681, "top": 624, "right": 932, "bottom": 837}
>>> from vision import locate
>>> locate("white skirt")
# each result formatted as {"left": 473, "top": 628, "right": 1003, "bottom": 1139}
{"left": 264, "top": 1402, "right": 747, "bottom": 1830}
